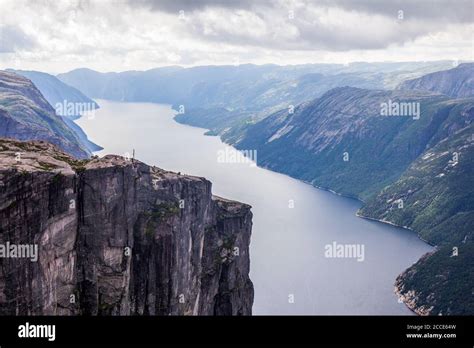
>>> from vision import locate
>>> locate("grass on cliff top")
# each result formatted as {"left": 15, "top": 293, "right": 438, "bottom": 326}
{"left": 0, "top": 138, "right": 90, "bottom": 172}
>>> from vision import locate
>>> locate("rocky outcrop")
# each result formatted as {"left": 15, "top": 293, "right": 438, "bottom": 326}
{"left": 0, "top": 139, "right": 253, "bottom": 315}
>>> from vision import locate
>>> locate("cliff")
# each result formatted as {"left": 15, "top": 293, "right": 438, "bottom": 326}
{"left": 0, "top": 139, "right": 253, "bottom": 315}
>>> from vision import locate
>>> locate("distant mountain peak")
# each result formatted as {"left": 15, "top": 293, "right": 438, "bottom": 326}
{"left": 398, "top": 62, "right": 474, "bottom": 98}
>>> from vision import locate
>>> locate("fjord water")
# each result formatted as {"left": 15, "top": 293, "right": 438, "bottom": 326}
{"left": 77, "top": 100, "right": 432, "bottom": 315}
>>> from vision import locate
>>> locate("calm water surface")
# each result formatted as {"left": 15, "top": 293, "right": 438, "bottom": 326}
{"left": 77, "top": 100, "right": 432, "bottom": 315}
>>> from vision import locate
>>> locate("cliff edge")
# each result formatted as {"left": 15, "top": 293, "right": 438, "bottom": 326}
{"left": 0, "top": 138, "right": 253, "bottom": 315}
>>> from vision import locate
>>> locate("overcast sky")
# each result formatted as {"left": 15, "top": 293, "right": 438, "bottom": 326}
{"left": 0, "top": 0, "right": 472, "bottom": 74}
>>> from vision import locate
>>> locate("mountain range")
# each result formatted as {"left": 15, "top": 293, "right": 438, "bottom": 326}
{"left": 57, "top": 61, "right": 457, "bottom": 134}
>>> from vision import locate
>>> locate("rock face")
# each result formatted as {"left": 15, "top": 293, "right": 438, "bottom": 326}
{"left": 0, "top": 139, "right": 253, "bottom": 315}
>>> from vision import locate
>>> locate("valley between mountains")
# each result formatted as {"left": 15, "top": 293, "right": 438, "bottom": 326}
{"left": 0, "top": 61, "right": 472, "bottom": 315}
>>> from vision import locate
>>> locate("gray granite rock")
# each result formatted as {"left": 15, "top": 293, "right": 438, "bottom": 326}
{"left": 0, "top": 139, "right": 253, "bottom": 315}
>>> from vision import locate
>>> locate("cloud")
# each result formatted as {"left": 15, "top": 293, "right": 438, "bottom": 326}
{"left": 177, "top": 0, "right": 473, "bottom": 51}
{"left": 0, "top": 0, "right": 471, "bottom": 72}
{"left": 135, "top": 0, "right": 473, "bottom": 23}
{"left": 323, "top": 0, "right": 473, "bottom": 23}
{"left": 128, "top": 0, "right": 473, "bottom": 51}
{"left": 0, "top": 25, "right": 36, "bottom": 53}
{"left": 129, "top": 0, "right": 255, "bottom": 13}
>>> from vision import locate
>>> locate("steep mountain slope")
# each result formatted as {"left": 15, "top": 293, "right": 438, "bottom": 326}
{"left": 398, "top": 63, "right": 474, "bottom": 98}
{"left": 232, "top": 87, "right": 473, "bottom": 200}
{"left": 9, "top": 69, "right": 99, "bottom": 116}
{"left": 8, "top": 69, "right": 102, "bottom": 153}
{"left": 360, "top": 125, "right": 474, "bottom": 245}
{"left": 230, "top": 85, "right": 474, "bottom": 314}
{"left": 0, "top": 71, "right": 90, "bottom": 158}
{"left": 0, "top": 139, "right": 253, "bottom": 315}
{"left": 360, "top": 125, "right": 474, "bottom": 315}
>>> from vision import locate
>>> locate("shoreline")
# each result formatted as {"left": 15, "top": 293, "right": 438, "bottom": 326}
{"left": 355, "top": 213, "right": 437, "bottom": 248}
{"left": 394, "top": 283, "right": 423, "bottom": 316}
